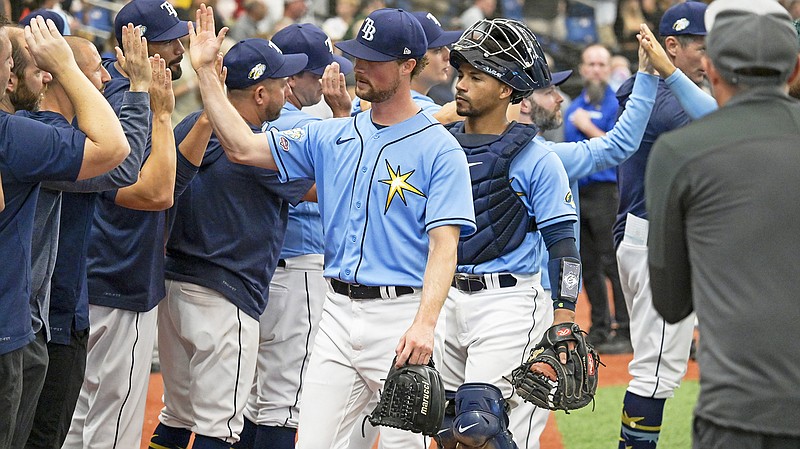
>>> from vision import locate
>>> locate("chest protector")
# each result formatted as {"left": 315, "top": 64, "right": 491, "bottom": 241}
{"left": 448, "top": 121, "right": 539, "bottom": 265}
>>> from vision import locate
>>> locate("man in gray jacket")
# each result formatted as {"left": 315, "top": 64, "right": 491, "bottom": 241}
{"left": 645, "top": 1, "right": 800, "bottom": 447}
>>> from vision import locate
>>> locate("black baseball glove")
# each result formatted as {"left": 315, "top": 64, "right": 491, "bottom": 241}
{"left": 367, "top": 358, "right": 446, "bottom": 436}
{"left": 510, "top": 322, "right": 600, "bottom": 412}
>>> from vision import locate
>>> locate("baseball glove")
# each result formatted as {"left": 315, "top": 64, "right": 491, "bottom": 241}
{"left": 510, "top": 322, "right": 600, "bottom": 412}
{"left": 367, "top": 358, "right": 446, "bottom": 436}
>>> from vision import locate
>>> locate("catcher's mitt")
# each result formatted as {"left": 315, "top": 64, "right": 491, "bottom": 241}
{"left": 510, "top": 322, "right": 600, "bottom": 412}
{"left": 367, "top": 358, "right": 446, "bottom": 436}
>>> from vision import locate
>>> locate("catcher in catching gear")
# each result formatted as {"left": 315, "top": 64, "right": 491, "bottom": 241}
{"left": 511, "top": 323, "right": 600, "bottom": 412}
{"left": 368, "top": 358, "right": 446, "bottom": 436}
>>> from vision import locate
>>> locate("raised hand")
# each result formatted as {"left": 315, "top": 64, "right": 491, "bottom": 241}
{"left": 116, "top": 23, "right": 152, "bottom": 92}
{"left": 150, "top": 55, "right": 175, "bottom": 116}
{"left": 23, "top": 16, "right": 78, "bottom": 74}
{"left": 322, "top": 62, "right": 352, "bottom": 117}
{"left": 638, "top": 23, "right": 674, "bottom": 77}
{"left": 188, "top": 3, "right": 228, "bottom": 72}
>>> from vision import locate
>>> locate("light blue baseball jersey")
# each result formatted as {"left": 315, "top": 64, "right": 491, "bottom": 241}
{"left": 537, "top": 71, "right": 658, "bottom": 290}
{"left": 264, "top": 102, "right": 325, "bottom": 258}
{"left": 456, "top": 137, "right": 577, "bottom": 275}
{"left": 351, "top": 90, "right": 442, "bottom": 116}
{"left": 267, "top": 110, "right": 476, "bottom": 287}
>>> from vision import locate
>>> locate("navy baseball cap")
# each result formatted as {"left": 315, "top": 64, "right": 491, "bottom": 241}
{"left": 336, "top": 8, "right": 427, "bottom": 62}
{"left": 550, "top": 70, "right": 572, "bottom": 86}
{"left": 411, "top": 11, "right": 462, "bottom": 48}
{"left": 659, "top": 1, "right": 707, "bottom": 37}
{"left": 272, "top": 23, "right": 353, "bottom": 76}
{"left": 114, "top": 0, "right": 190, "bottom": 45}
{"left": 224, "top": 38, "right": 308, "bottom": 90}
{"left": 20, "top": 9, "right": 67, "bottom": 35}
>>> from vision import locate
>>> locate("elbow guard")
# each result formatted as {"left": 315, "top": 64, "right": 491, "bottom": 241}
{"left": 548, "top": 257, "right": 581, "bottom": 311}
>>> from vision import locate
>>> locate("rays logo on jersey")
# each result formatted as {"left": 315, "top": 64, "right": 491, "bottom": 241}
{"left": 565, "top": 190, "right": 575, "bottom": 207}
{"left": 378, "top": 160, "right": 425, "bottom": 213}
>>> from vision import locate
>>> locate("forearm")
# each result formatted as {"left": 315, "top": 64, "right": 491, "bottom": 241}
{"left": 415, "top": 225, "right": 460, "bottom": 328}
{"left": 197, "top": 67, "right": 275, "bottom": 168}
{"left": 177, "top": 111, "right": 212, "bottom": 167}
{"left": 45, "top": 92, "right": 150, "bottom": 192}
{"left": 60, "top": 65, "right": 130, "bottom": 164}
{"left": 115, "top": 113, "right": 177, "bottom": 210}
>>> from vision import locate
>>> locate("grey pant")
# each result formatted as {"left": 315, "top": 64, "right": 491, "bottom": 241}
{"left": 0, "top": 346, "right": 24, "bottom": 449}
{"left": 694, "top": 417, "right": 800, "bottom": 449}
{"left": 12, "top": 332, "right": 49, "bottom": 449}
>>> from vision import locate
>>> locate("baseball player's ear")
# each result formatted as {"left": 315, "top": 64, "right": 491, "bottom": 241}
{"left": 498, "top": 84, "right": 513, "bottom": 101}
{"left": 399, "top": 58, "right": 416, "bottom": 76}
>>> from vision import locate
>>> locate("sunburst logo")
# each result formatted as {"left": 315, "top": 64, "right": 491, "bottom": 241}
{"left": 378, "top": 160, "right": 426, "bottom": 213}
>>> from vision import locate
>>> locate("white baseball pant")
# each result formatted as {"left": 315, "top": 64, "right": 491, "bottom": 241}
{"left": 244, "top": 254, "right": 326, "bottom": 428}
{"left": 63, "top": 304, "right": 157, "bottom": 449}
{"left": 156, "top": 280, "right": 259, "bottom": 443}
{"left": 617, "top": 214, "right": 694, "bottom": 399}
{"left": 295, "top": 284, "right": 444, "bottom": 449}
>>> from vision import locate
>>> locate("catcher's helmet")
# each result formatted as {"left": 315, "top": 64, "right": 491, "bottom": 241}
{"left": 451, "top": 18, "right": 551, "bottom": 104}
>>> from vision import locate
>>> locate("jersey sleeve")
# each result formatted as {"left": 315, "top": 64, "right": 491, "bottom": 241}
{"left": 1, "top": 115, "right": 85, "bottom": 183}
{"left": 424, "top": 147, "right": 477, "bottom": 236}
{"left": 526, "top": 150, "right": 577, "bottom": 229}
{"left": 665, "top": 68, "right": 718, "bottom": 120}
{"left": 266, "top": 125, "right": 318, "bottom": 182}
{"left": 548, "top": 72, "right": 657, "bottom": 181}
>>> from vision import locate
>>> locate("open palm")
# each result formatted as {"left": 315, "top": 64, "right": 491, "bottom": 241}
{"left": 189, "top": 4, "right": 228, "bottom": 71}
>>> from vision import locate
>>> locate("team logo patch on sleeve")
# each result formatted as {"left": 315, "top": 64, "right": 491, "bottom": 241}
{"left": 565, "top": 190, "right": 575, "bottom": 208}
{"left": 283, "top": 128, "right": 305, "bottom": 140}
{"left": 279, "top": 136, "right": 289, "bottom": 151}
{"left": 378, "top": 159, "right": 426, "bottom": 214}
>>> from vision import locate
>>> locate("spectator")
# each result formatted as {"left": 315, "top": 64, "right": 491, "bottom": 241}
{"left": 229, "top": 0, "right": 270, "bottom": 41}
{"left": 321, "top": 0, "right": 358, "bottom": 42}
{"left": 459, "top": 0, "right": 495, "bottom": 28}
{"left": 269, "top": 0, "right": 307, "bottom": 36}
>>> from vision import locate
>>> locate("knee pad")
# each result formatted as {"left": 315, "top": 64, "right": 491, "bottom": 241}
{"left": 451, "top": 383, "right": 518, "bottom": 449}
{"left": 434, "top": 390, "right": 457, "bottom": 449}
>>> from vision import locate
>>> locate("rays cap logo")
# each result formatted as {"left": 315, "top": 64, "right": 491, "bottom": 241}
{"left": 115, "top": 0, "right": 190, "bottom": 46}
{"left": 272, "top": 23, "right": 354, "bottom": 75}
{"left": 336, "top": 8, "right": 427, "bottom": 62}
{"left": 658, "top": 1, "right": 707, "bottom": 37}
{"left": 223, "top": 38, "right": 308, "bottom": 90}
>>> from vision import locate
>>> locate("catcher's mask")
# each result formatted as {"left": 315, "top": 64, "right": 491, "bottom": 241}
{"left": 450, "top": 18, "right": 551, "bottom": 104}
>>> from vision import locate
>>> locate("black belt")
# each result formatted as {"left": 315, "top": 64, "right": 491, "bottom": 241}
{"left": 330, "top": 278, "right": 415, "bottom": 300}
{"left": 452, "top": 273, "right": 518, "bottom": 292}
{"left": 277, "top": 259, "right": 286, "bottom": 268}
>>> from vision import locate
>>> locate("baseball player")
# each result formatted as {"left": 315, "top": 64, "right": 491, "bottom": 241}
{"left": 351, "top": 11, "right": 461, "bottom": 116}
{"left": 187, "top": 6, "right": 476, "bottom": 449}
{"left": 234, "top": 23, "right": 353, "bottom": 449}
{"left": 150, "top": 38, "right": 311, "bottom": 449}
{"left": 434, "top": 18, "right": 580, "bottom": 449}
{"left": 509, "top": 23, "right": 720, "bottom": 447}
{"left": 0, "top": 17, "right": 130, "bottom": 447}
{"left": 612, "top": 3, "right": 716, "bottom": 448}
{"left": 64, "top": 2, "right": 213, "bottom": 447}
{"left": 16, "top": 29, "right": 155, "bottom": 449}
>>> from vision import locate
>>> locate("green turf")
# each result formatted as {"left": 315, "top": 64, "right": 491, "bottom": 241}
{"left": 554, "top": 381, "right": 699, "bottom": 449}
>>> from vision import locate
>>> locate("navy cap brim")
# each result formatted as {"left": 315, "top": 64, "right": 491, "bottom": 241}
{"left": 551, "top": 70, "right": 572, "bottom": 86}
{"left": 150, "top": 20, "right": 190, "bottom": 42}
{"left": 272, "top": 53, "right": 309, "bottom": 78}
{"left": 427, "top": 30, "right": 462, "bottom": 48}
{"left": 309, "top": 54, "right": 354, "bottom": 76}
{"left": 336, "top": 39, "right": 398, "bottom": 62}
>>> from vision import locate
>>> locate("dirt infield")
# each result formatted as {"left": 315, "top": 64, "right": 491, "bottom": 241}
{"left": 140, "top": 294, "right": 699, "bottom": 449}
